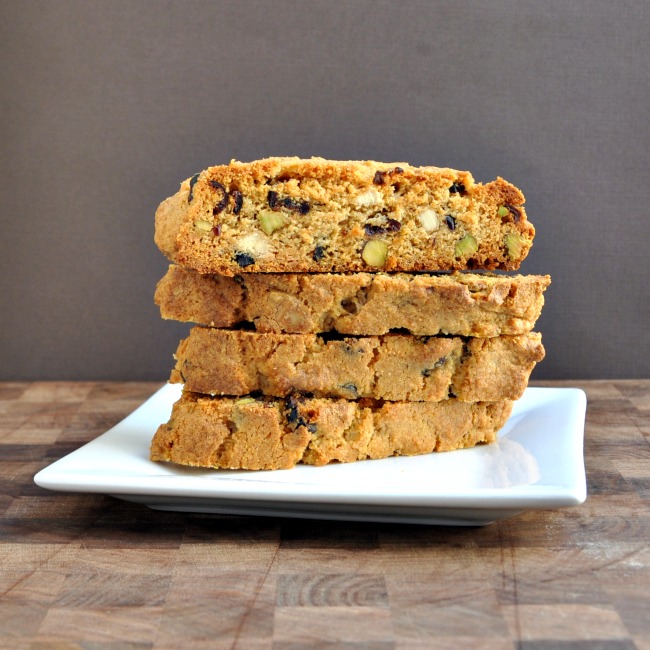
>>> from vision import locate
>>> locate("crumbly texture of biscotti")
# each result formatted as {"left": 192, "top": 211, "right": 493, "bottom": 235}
{"left": 170, "top": 327, "right": 544, "bottom": 402}
{"left": 150, "top": 391, "right": 514, "bottom": 470}
{"left": 154, "top": 157, "right": 535, "bottom": 275}
{"left": 156, "top": 265, "right": 550, "bottom": 337}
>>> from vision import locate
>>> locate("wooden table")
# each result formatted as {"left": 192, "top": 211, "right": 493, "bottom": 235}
{"left": 1, "top": 380, "right": 648, "bottom": 649}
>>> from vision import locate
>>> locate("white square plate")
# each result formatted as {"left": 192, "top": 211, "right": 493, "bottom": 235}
{"left": 34, "top": 385, "right": 587, "bottom": 526}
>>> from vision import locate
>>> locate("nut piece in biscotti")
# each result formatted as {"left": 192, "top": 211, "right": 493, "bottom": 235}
{"left": 154, "top": 157, "right": 535, "bottom": 275}
{"left": 170, "top": 327, "right": 544, "bottom": 402}
{"left": 150, "top": 391, "right": 514, "bottom": 470}
{"left": 155, "top": 265, "right": 550, "bottom": 337}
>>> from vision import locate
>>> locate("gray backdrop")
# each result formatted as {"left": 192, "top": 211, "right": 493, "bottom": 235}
{"left": 1, "top": 0, "right": 648, "bottom": 381}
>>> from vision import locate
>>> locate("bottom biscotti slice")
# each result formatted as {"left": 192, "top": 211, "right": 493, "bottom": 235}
{"left": 150, "top": 392, "right": 514, "bottom": 470}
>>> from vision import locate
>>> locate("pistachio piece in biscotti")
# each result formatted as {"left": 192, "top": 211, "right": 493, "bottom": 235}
{"left": 505, "top": 233, "right": 526, "bottom": 259}
{"left": 258, "top": 210, "right": 286, "bottom": 235}
{"left": 455, "top": 234, "right": 478, "bottom": 258}
{"left": 361, "top": 240, "right": 388, "bottom": 267}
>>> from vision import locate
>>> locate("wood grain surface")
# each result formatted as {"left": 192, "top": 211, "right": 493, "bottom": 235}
{"left": 0, "top": 380, "right": 648, "bottom": 650}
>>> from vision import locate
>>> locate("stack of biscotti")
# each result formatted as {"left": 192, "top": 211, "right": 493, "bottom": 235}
{"left": 151, "top": 157, "right": 550, "bottom": 470}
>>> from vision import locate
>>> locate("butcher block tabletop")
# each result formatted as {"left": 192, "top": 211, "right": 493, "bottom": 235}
{"left": 1, "top": 379, "right": 648, "bottom": 649}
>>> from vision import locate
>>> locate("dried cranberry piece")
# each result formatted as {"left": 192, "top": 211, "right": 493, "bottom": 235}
{"left": 267, "top": 191, "right": 310, "bottom": 215}
{"left": 364, "top": 218, "right": 401, "bottom": 236}
{"left": 373, "top": 167, "right": 404, "bottom": 185}
{"left": 312, "top": 245, "right": 326, "bottom": 261}
{"left": 421, "top": 355, "right": 447, "bottom": 377}
{"left": 231, "top": 190, "right": 243, "bottom": 214}
{"left": 234, "top": 252, "right": 255, "bottom": 267}
{"left": 505, "top": 203, "right": 521, "bottom": 223}
{"left": 444, "top": 215, "right": 456, "bottom": 230}
{"left": 188, "top": 173, "right": 200, "bottom": 203}
{"left": 364, "top": 224, "right": 383, "bottom": 236}
{"left": 285, "top": 395, "right": 318, "bottom": 433}
{"left": 209, "top": 180, "right": 229, "bottom": 214}
{"left": 449, "top": 182, "right": 465, "bottom": 194}
{"left": 212, "top": 224, "right": 222, "bottom": 236}
{"left": 281, "top": 197, "right": 310, "bottom": 214}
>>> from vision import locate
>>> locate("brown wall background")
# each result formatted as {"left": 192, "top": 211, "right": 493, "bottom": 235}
{"left": 1, "top": 0, "right": 648, "bottom": 380}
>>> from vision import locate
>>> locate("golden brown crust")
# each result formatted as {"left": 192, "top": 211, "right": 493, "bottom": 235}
{"left": 150, "top": 391, "right": 514, "bottom": 470}
{"left": 155, "top": 265, "right": 550, "bottom": 337}
{"left": 154, "top": 157, "right": 535, "bottom": 275}
{"left": 170, "top": 327, "right": 544, "bottom": 402}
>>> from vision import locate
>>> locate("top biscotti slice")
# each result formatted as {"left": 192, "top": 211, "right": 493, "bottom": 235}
{"left": 155, "top": 157, "right": 535, "bottom": 275}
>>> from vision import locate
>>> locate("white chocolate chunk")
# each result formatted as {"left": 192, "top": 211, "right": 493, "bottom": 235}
{"left": 355, "top": 189, "right": 383, "bottom": 207}
{"left": 236, "top": 233, "right": 271, "bottom": 257}
{"left": 418, "top": 208, "right": 440, "bottom": 232}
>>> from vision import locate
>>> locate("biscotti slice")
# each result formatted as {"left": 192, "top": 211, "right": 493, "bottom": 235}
{"left": 150, "top": 391, "right": 514, "bottom": 470}
{"left": 156, "top": 265, "right": 550, "bottom": 337}
{"left": 154, "top": 157, "right": 535, "bottom": 275}
{"left": 170, "top": 327, "right": 544, "bottom": 402}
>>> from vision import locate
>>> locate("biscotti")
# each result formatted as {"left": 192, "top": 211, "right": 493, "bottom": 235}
{"left": 150, "top": 391, "right": 514, "bottom": 470}
{"left": 170, "top": 327, "right": 545, "bottom": 402}
{"left": 156, "top": 264, "right": 550, "bottom": 337}
{"left": 154, "top": 157, "right": 535, "bottom": 275}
